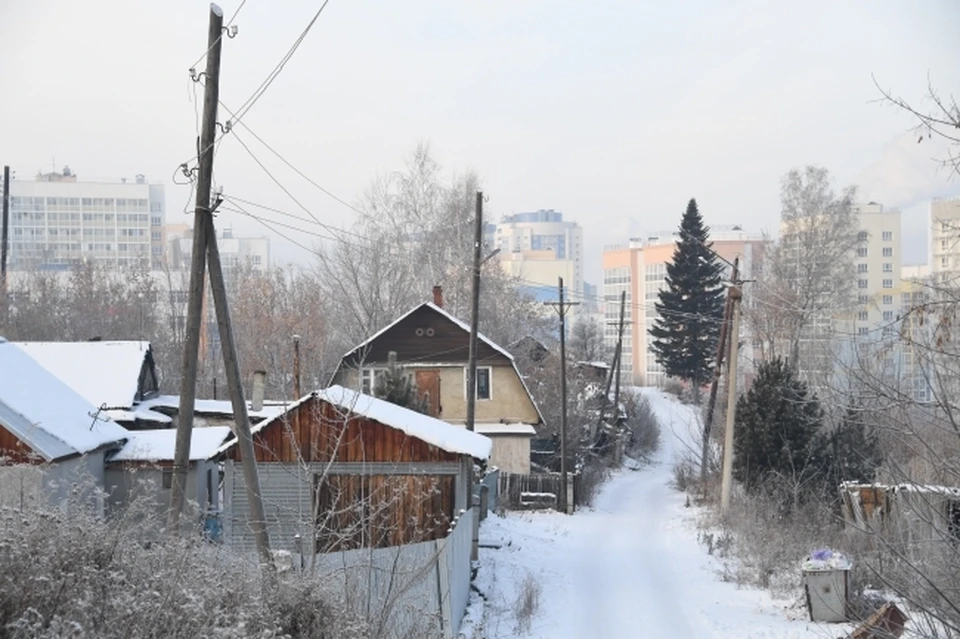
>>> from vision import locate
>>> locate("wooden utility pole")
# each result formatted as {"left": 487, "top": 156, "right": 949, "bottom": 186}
{"left": 292, "top": 334, "right": 302, "bottom": 400}
{"left": 544, "top": 278, "right": 579, "bottom": 513}
{"left": 611, "top": 291, "right": 626, "bottom": 427}
{"left": 720, "top": 281, "right": 743, "bottom": 515}
{"left": 701, "top": 257, "right": 738, "bottom": 496}
{"left": 169, "top": 6, "right": 275, "bottom": 579}
{"left": 595, "top": 291, "right": 625, "bottom": 436}
{"left": 1, "top": 165, "right": 9, "bottom": 318}
{"left": 170, "top": 4, "right": 222, "bottom": 532}
{"left": 465, "top": 191, "right": 483, "bottom": 433}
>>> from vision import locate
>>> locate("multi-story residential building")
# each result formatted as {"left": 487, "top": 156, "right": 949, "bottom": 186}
{"left": 493, "top": 209, "right": 584, "bottom": 305}
{"left": 931, "top": 197, "right": 960, "bottom": 281}
{"left": 852, "top": 202, "right": 902, "bottom": 339}
{"left": 164, "top": 224, "right": 270, "bottom": 272}
{"left": 4, "top": 167, "right": 165, "bottom": 270}
{"left": 601, "top": 226, "right": 764, "bottom": 386}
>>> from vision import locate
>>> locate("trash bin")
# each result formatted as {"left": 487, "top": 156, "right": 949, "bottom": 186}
{"left": 802, "top": 549, "right": 851, "bottom": 623}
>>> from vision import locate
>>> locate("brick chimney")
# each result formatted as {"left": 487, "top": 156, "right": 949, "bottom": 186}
{"left": 432, "top": 285, "right": 443, "bottom": 308}
{"left": 251, "top": 370, "right": 266, "bottom": 411}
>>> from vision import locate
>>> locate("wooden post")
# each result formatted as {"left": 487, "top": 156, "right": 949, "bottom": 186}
{"left": 465, "top": 191, "right": 482, "bottom": 433}
{"left": 169, "top": 3, "right": 222, "bottom": 533}
{"left": 544, "top": 278, "right": 579, "bottom": 513}
{"left": 1, "top": 165, "right": 9, "bottom": 317}
{"left": 203, "top": 214, "right": 276, "bottom": 581}
{"left": 292, "top": 333, "right": 302, "bottom": 400}
{"left": 702, "top": 257, "right": 738, "bottom": 497}
{"left": 720, "top": 285, "right": 742, "bottom": 515}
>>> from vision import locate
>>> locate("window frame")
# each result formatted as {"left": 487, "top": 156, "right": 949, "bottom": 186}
{"left": 464, "top": 366, "right": 493, "bottom": 401}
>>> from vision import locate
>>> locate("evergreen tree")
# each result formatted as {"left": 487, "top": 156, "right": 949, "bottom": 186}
{"left": 814, "top": 405, "right": 882, "bottom": 497}
{"left": 648, "top": 199, "right": 725, "bottom": 397}
{"left": 373, "top": 351, "right": 428, "bottom": 414}
{"left": 733, "top": 357, "right": 824, "bottom": 497}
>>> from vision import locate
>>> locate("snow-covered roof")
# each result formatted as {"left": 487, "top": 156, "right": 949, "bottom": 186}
{"left": 111, "top": 426, "right": 232, "bottom": 462}
{"left": 15, "top": 340, "right": 151, "bottom": 410}
{"left": 136, "top": 395, "right": 288, "bottom": 421}
{"left": 0, "top": 339, "right": 129, "bottom": 461}
{"left": 342, "top": 302, "right": 514, "bottom": 363}
{"left": 473, "top": 423, "right": 537, "bottom": 436}
{"left": 317, "top": 386, "right": 492, "bottom": 459}
{"left": 224, "top": 385, "right": 492, "bottom": 460}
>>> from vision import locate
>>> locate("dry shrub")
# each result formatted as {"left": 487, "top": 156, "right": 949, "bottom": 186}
{"left": 0, "top": 483, "right": 371, "bottom": 639}
{"left": 623, "top": 393, "right": 661, "bottom": 460}
{"left": 514, "top": 572, "right": 541, "bottom": 635}
{"left": 577, "top": 463, "right": 610, "bottom": 508}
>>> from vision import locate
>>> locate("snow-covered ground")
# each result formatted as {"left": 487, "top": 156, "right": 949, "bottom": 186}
{"left": 476, "top": 388, "right": 853, "bottom": 639}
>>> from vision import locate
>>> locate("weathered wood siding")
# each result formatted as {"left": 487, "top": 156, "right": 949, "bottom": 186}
{"left": 339, "top": 305, "right": 512, "bottom": 368}
{"left": 487, "top": 435, "right": 531, "bottom": 475}
{"left": 0, "top": 424, "right": 40, "bottom": 463}
{"left": 228, "top": 396, "right": 460, "bottom": 465}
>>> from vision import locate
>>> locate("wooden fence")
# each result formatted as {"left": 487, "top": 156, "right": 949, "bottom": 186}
{"left": 498, "top": 471, "right": 581, "bottom": 511}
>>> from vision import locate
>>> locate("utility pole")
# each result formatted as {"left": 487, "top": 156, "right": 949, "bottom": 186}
{"left": 720, "top": 279, "right": 743, "bottom": 516}
{"left": 465, "top": 191, "right": 483, "bottom": 433}
{"left": 595, "top": 291, "right": 625, "bottom": 437}
{"left": 702, "top": 257, "right": 738, "bottom": 497}
{"left": 292, "top": 334, "right": 302, "bottom": 400}
{"left": 170, "top": 4, "right": 221, "bottom": 533}
{"left": 544, "top": 277, "right": 579, "bottom": 513}
{"left": 610, "top": 291, "right": 626, "bottom": 430}
{"left": 169, "top": 6, "right": 275, "bottom": 580}
{"left": 1, "top": 165, "right": 9, "bottom": 320}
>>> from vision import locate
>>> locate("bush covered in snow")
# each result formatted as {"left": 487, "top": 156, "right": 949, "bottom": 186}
{"left": 0, "top": 489, "right": 372, "bottom": 639}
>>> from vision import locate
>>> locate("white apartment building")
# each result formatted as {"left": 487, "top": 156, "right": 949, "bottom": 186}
{"left": 493, "top": 210, "right": 584, "bottom": 305}
{"left": 4, "top": 167, "right": 165, "bottom": 270}
{"left": 931, "top": 197, "right": 960, "bottom": 281}
{"left": 852, "top": 202, "right": 902, "bottom": 339}
{"left": 165, "top": 224, "right": 270, "bottom": 272}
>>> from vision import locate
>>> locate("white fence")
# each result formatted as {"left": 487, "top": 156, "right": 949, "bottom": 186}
{"left": 302, "top": 507, "right": 476, "bottom": 639}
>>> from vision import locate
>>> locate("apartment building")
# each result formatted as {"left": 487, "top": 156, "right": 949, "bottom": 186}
{"left": 493, "top": 210, "right": 584, "bottom": 306}
{"left": 931, "top": 197, "right": 960, "bottom": 281}
{"left": 852, "top": 203, "right": 902, "bottom": 338}
{"left": 601, "top": 227, "right": 764, "bottom": 386}
{"left": 3, "top": 167, "right": 165, "bottom": 270}
{"left": 164, "top": 224, "right": 270, "bottom": 272}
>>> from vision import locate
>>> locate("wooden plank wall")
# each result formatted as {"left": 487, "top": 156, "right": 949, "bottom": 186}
{"left": 232, "top": 396, "right": 460, "bottom": 465}
{"left": 0, "top": 425, "right": 41, "bottom": 464}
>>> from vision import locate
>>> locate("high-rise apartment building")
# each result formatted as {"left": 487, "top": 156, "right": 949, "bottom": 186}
{"left": 493, "top": 210, "right": 584, "bottom": 305}
{"left": 601, "top": 227, "right": 763, "bottom": 386}
{"left": 852, "top": 203, "right": 902, "bottom": 338}
{"left": 931, "top": 197, "right": 960, "bottom": 281}
{"left": 164, "top": 224, "right": 270, "bottom": 272}
{"left": 4, "top": 167, "right": 165, "bottom": 270}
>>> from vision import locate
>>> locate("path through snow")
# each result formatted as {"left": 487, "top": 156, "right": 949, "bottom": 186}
{"left": 477, "top": 389, "right": 848, "bottom": 639}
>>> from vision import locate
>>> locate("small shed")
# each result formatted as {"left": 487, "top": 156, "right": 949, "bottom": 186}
{"left": 450, "top": 422, "right": 537, "bottom": 474}
{"left": 840, "top": 482, "right": 960, "bottom": 545}
{"left": 105, "top": 426, "right": 232, "bottom": 522}
{"left": 216, "top": 385, "right": 492, "bottom": 555}
{"left": 0, "top": 338, "right": 129, "bottom": 513}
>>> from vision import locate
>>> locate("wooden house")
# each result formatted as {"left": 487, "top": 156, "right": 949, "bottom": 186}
{"left": 0, "top": 338, "right": 129, "bottom": 513}
{"left": 216, "top": 385, "right": 492, "bottom": 555}
{"left": 330, "top": 299, "right": 542, "bottom": 474}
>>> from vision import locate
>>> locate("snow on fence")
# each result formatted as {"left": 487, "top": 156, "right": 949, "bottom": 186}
{"left": 296, "top": 507, "right": 476, "bottom": 639}
{"left": 475, "top": 467, "right": 500, "bottom": 516}
{"left": 498, "top": 471, "right": 581, "bottom": 511}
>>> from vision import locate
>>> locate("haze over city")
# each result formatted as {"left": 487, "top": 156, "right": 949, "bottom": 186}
{"left": 3, "top": 0, "right": 959, "bottom": 283}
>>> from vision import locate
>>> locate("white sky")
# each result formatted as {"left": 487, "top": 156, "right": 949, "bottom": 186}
{"left": 2, "top": 0, "right": 958, "bottom": 284}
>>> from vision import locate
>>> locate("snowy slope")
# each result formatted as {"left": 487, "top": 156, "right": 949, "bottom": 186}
{"left": 477, "top": 389, "right": 849, "bottom": 639}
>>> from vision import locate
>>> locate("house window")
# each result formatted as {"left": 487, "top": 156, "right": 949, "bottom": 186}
{"left": 883, "top": 279, "right": 893, "bottom": 289}
{"left": 883, "top": 231, "right": 893, "bottom": 241}
{"left": 858, "top": 279, "right": 868, "bottom": 289}
{"left": 857, "top": 231, "right": 868, "bottom": 242}
{"left": 360, "top": 368, "right": 387, "bottom": 394}
{"left": 856, "top": 247, "right": 868, "bottom": 258}
{"left": 883, "top": 247, "right": 893, "bottom": 257}
{"left": 858, "top": 311, "right": 869, "bottom": 321}
{"left": 883, "top": 263, "right": 893, "bottom": 273}
{"left": 883, "top": 311, "right": 894, "bottom": 322}
{"left": 882, "top": 295, "right": 893, "bottom": 305}
{"left": 858, "top": 327, "right": 868, "bottom": 335}
{"left": 858, "top": 295, "right": 869, "bottom": 304}
{"left": 466, "top": 366, "right": 492, "bottom": 400}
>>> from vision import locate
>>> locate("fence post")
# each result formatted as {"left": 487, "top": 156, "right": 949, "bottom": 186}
{"left": 566, "top": 474, "right": 575, "bottom": 514}
{"left": 479, "top": 484, "right": 489, "bottom": 520}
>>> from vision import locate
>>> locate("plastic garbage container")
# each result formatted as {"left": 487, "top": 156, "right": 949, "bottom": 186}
{"left": 802, "top": 549, "right": 851, "bottom": 623}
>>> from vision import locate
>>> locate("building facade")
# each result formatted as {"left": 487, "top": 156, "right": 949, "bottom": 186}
{"left": 852, "top": 203, "right": 902, "bottom": 339}
{"left": 931, "top": 197, "right": 960, "bottom": 281}
{"left": 164, "top": 224, "right": 270, "bottom": 272}
{"left": 601, "top": 227, "right": 763, "bottom": 386}
{"left": 493, "top": 210, "right": 584, "bottom": 306}
{"left": 4, "top": 168, "right": 165, "bottom": 270}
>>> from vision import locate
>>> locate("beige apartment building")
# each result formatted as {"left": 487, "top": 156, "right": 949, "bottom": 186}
{"left": 931, "top": 197, "right": 960, "bottom": 281}
{"left": 852, "top": 203, "right": 902, "bottom": 338}
{"left": 601, "top": 227, "right": 764, "bottom": 386}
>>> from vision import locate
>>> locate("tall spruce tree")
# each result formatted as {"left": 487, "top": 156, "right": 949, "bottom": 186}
{"left": 733, "top": 357, "right": 824, "bottom": 500}
{"left": 648, "top": 199, "right": 725, "bottom": 398}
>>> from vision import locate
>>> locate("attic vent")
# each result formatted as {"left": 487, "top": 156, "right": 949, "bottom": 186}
{"left": 416, "top": 328, "right": 424, "bottom": 336}
{"left": 426, "top": 328, "right": 435, "bottom": 337}
{"left": 414, "top": 327, "right": 436, "bottom": 337}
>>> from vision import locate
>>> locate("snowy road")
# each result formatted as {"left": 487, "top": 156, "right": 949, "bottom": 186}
{"left": 477, "top": 389, "right": 842, "bottom": 639}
